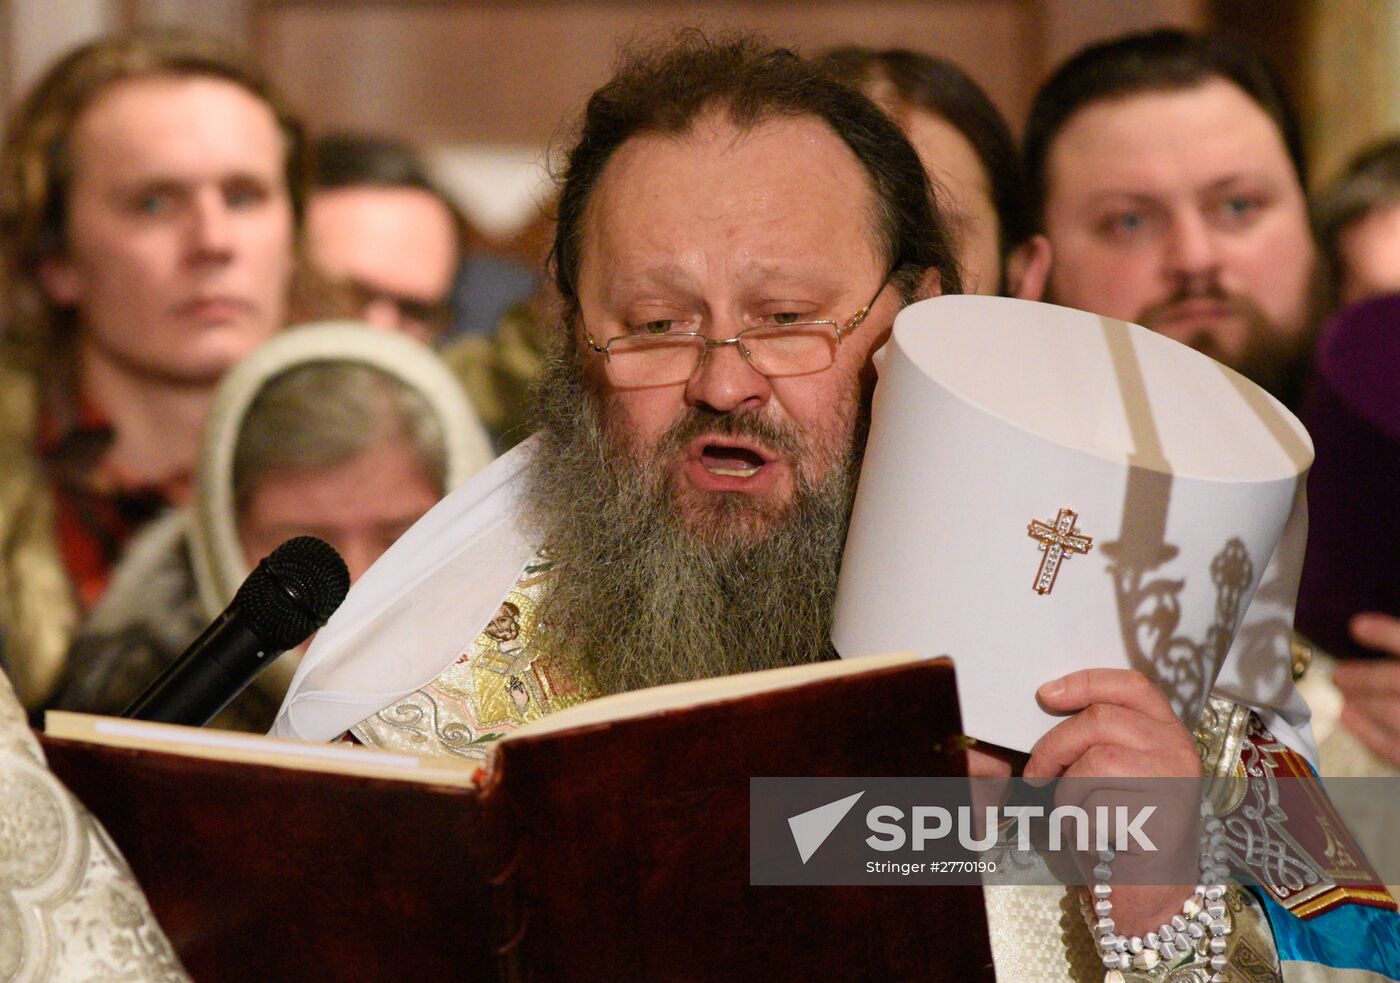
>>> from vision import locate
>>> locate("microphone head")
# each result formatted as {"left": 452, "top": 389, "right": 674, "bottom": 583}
{"left": 235, "top": 536, "right": 351, "bottom": 651}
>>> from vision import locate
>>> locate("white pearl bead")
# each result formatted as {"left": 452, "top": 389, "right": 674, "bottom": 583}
{"left": 1182, "top": 897, "right": 1202, "bottom": 918}
{"left": 1207, "top": 903, "right": 1226, "bottom": 919}
{"left": 1104, "top": 968, "right": 1125, "bottom": 983}
{"left": 1188, "top": 922, "right": 1205, "bottom": 939}
{"left": 1094, "top": 863, "right": 1113, "bottom": 880}
{"left": 1145, "top": 932, "right": 1160, "bottom": 950}
{"left": 1171, "top": 915, "right": 1188, "bottom": 932}
{"left": 1205, "top": 886, "right": 1225, "bottom": 901}
{"left": 1118, "top": 952, "right": 1131, "bottom": 970}
{"left": 1210, "top": 937, "right": 1227, "bottom": 954}
{"left": 1132, "top": 949, "right": 1160, "bottom": 970}
{"left": 1098, "top": 849, "right": 1115, "bottom": 862}
{"left": 1093, "top": 883, "right": 1112, "bottom": 899}
{"left": 1197, "top": 909, "right": 1214, "bottom": 925}
{"left": 1161, "top": 941, "right": 1178, "bottom": 960}
{"left": 1102, "top": 952, "right": 1122, "bottom": 969}
{"left": 1128, "top": 936, "right": 1143, "bottom": 954}
{"left": 1210, "top": 918, "right": 1230, "bottom": 936}
{"left": 1095, "top": 917, "right": 1115, "bottom": 934}
{"left": 1095, "top": 900, "right": 1113, "bottom": 917}
{"left": 1210, "top": 974, "right": 1228, "bottom": 983}
{"left": 1210, "top": 954, "right": 1228, "bottom": 972}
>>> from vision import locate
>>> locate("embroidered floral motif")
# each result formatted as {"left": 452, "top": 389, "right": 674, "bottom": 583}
{"left": 353, "top": 558, "right": 600, "bottom": 758}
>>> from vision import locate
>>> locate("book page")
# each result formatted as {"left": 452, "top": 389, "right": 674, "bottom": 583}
{"left": 44, "top": 712, "right": 483, "bottom": 788}
{"left": 505, "top": 649, "right": 931, "bottom": 741}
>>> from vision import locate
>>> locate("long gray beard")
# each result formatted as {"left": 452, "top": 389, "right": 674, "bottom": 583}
{"left": 523, "top": 346, "right": 863, "bottom": 695}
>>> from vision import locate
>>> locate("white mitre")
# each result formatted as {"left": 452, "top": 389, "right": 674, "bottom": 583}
{"left": 832, "top": 295, "right": 1317, "bottom": 765}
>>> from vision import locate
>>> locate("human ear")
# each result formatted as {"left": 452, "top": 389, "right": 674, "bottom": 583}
{"left": 911, "top": 265, "right": 943, "bottom": 301}
{"left": 1003, "top": 234, "right": 1052, "bottom": 301}
{"left": 37, "top": 255, "right": 81, "bottom": 307}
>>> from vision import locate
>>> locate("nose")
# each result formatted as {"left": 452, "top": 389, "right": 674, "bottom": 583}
{"left": 684, "top": 328, "right": 772, "bottom": 415}
{"left": 1164, "top": 210, "right": 1222, "bottom": 288}
{"left": 361, "top": 297, "right": 404, "bottom": 333}
{"left": 189, "top": 190, "right": 235, "bottom": 262}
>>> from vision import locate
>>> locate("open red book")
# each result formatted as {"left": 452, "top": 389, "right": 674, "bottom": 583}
{"left": 42, "top": 651, "right": 989, "bottom": 982}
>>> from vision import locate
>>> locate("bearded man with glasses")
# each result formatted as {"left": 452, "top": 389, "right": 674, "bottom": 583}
{"left": 275, "top": 32, "right": 1358, "bottom": 981}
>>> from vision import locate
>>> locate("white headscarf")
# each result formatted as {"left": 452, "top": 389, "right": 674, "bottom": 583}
{"left": 190, "top": 321, "right": 495, "bottom": 623}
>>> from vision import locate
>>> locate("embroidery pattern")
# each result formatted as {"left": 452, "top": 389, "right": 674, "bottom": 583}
{"left": 353, "top": 558, "right": 599, "bottom": 759}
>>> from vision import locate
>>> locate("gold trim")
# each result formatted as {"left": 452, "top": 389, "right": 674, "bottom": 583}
{"left": 1290, "top": 631, "right": 1318, "bottom": 681}
{"left": 1290, "top": 886, "right": 1397, "bottom": 919}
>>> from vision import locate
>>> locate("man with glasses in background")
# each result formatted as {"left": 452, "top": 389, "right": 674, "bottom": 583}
{"left": 303, "top": 134, "right": 464, "bottom": 345}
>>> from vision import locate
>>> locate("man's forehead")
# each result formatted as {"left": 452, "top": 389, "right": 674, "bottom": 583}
{"left": 72, "top": 74, "right": 284, "bottom": 180}
{"left": 578, "top": 111, "right": 885, "bottom": 289}
{"left": 1046, "top": 77, "right": 1298, "bottom": 198}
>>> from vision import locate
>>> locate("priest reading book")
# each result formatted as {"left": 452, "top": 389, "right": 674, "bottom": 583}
{"left": 6, "top": 29, "right": 1399, "bottom": 983}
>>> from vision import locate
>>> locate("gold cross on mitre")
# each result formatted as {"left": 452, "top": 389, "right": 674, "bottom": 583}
{"left": 1027, "top": 507, "right": 1093, "bottom": 595}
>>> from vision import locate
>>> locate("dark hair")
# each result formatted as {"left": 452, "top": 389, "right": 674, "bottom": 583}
{"left": 311, "top": 132, "right": 473, "bottom": 250}
{"left": 816, "top": 46, "right": 1032, "bottom": 256}
{"left": 550, "top": 31, "right": 960, "bottom": 324}
{"left": 313, "top": 132, "right": 436, "bottom": 193}
{"left": 1312, "top": 137, "right": 1400, "bottom": 311}
{"left": 1023, "top": 28, "right": 1306, "bottom": 230}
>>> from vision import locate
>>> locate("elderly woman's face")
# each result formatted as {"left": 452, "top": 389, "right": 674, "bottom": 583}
{"left": 903, "top": 109, "right": 1003, "bottom": 295}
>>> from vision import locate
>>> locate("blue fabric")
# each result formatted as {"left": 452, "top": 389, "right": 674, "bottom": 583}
{"left": 1252, "top": 887, "right": 1400, "bottom": 978}
{"left": 447, "top": 255, "right": 538, "bottom": 342}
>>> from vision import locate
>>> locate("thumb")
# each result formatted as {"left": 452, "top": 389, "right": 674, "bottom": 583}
{"left": 1349, "top": 612, "right": 1400, "bottom": 658}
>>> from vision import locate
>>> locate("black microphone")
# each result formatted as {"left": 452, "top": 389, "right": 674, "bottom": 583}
{"left": 123, "top": 536, "right": 350, "bottom": 726}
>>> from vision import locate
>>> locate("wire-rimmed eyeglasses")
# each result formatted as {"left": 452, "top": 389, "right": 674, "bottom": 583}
{"left": 582, "top": 274, "right": 892, "bottom": 387}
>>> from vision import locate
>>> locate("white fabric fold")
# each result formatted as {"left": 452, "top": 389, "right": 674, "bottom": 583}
{"left": 271, "top": 436, "right": 542, "bottom": 741}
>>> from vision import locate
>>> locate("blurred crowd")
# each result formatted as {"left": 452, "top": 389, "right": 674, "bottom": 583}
{"left": 0, "top": 25, "right": 1397, "bottom": 785}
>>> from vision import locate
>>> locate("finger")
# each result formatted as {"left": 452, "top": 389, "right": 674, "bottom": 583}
{"left": 966, "top": 745, "right": 1015, "bottom": 779}
{"left": 1340, "top": 695, "right": 1400, "bottom": 742}
{"left": 1332, "top": 659, "right": 1400, "bottom": 700}
{"left": 1339, "top": 703, "right": 1400, "bottom": 767}
{"left": 1024, "top": 704, "right": 1171, "bottom": 780}
{"left": 1057, "top": 762, "right": 1200, "bottom": 872}
{"left": 1350, "top": 612, "right": 1400, "bottom": 657}
{"left": 1037, "top": 668, "right": 1179, "bottom": 725}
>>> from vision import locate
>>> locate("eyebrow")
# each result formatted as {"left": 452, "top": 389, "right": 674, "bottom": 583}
{"left": 1083, "top": 171, "right": 1281, "bottom": 205}
{"left": 108, "top": 168, "right": 279, "bottom": 192}
{"left": 604, "top": 263, "right": 837, "bottom": 298}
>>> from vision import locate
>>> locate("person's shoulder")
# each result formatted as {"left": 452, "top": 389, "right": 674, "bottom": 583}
{"left": 0, "top": 360, "right": 37, "bottom": 446}
{"left": 0, "top": 358, "right": 42, "bottom": 522}
{"left": 0, "top": 422, "right": 47, "bottom": 536}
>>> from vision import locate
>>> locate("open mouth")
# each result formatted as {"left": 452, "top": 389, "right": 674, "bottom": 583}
{"left": 698, "top": 441, "right": 770, "bottom": 478}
